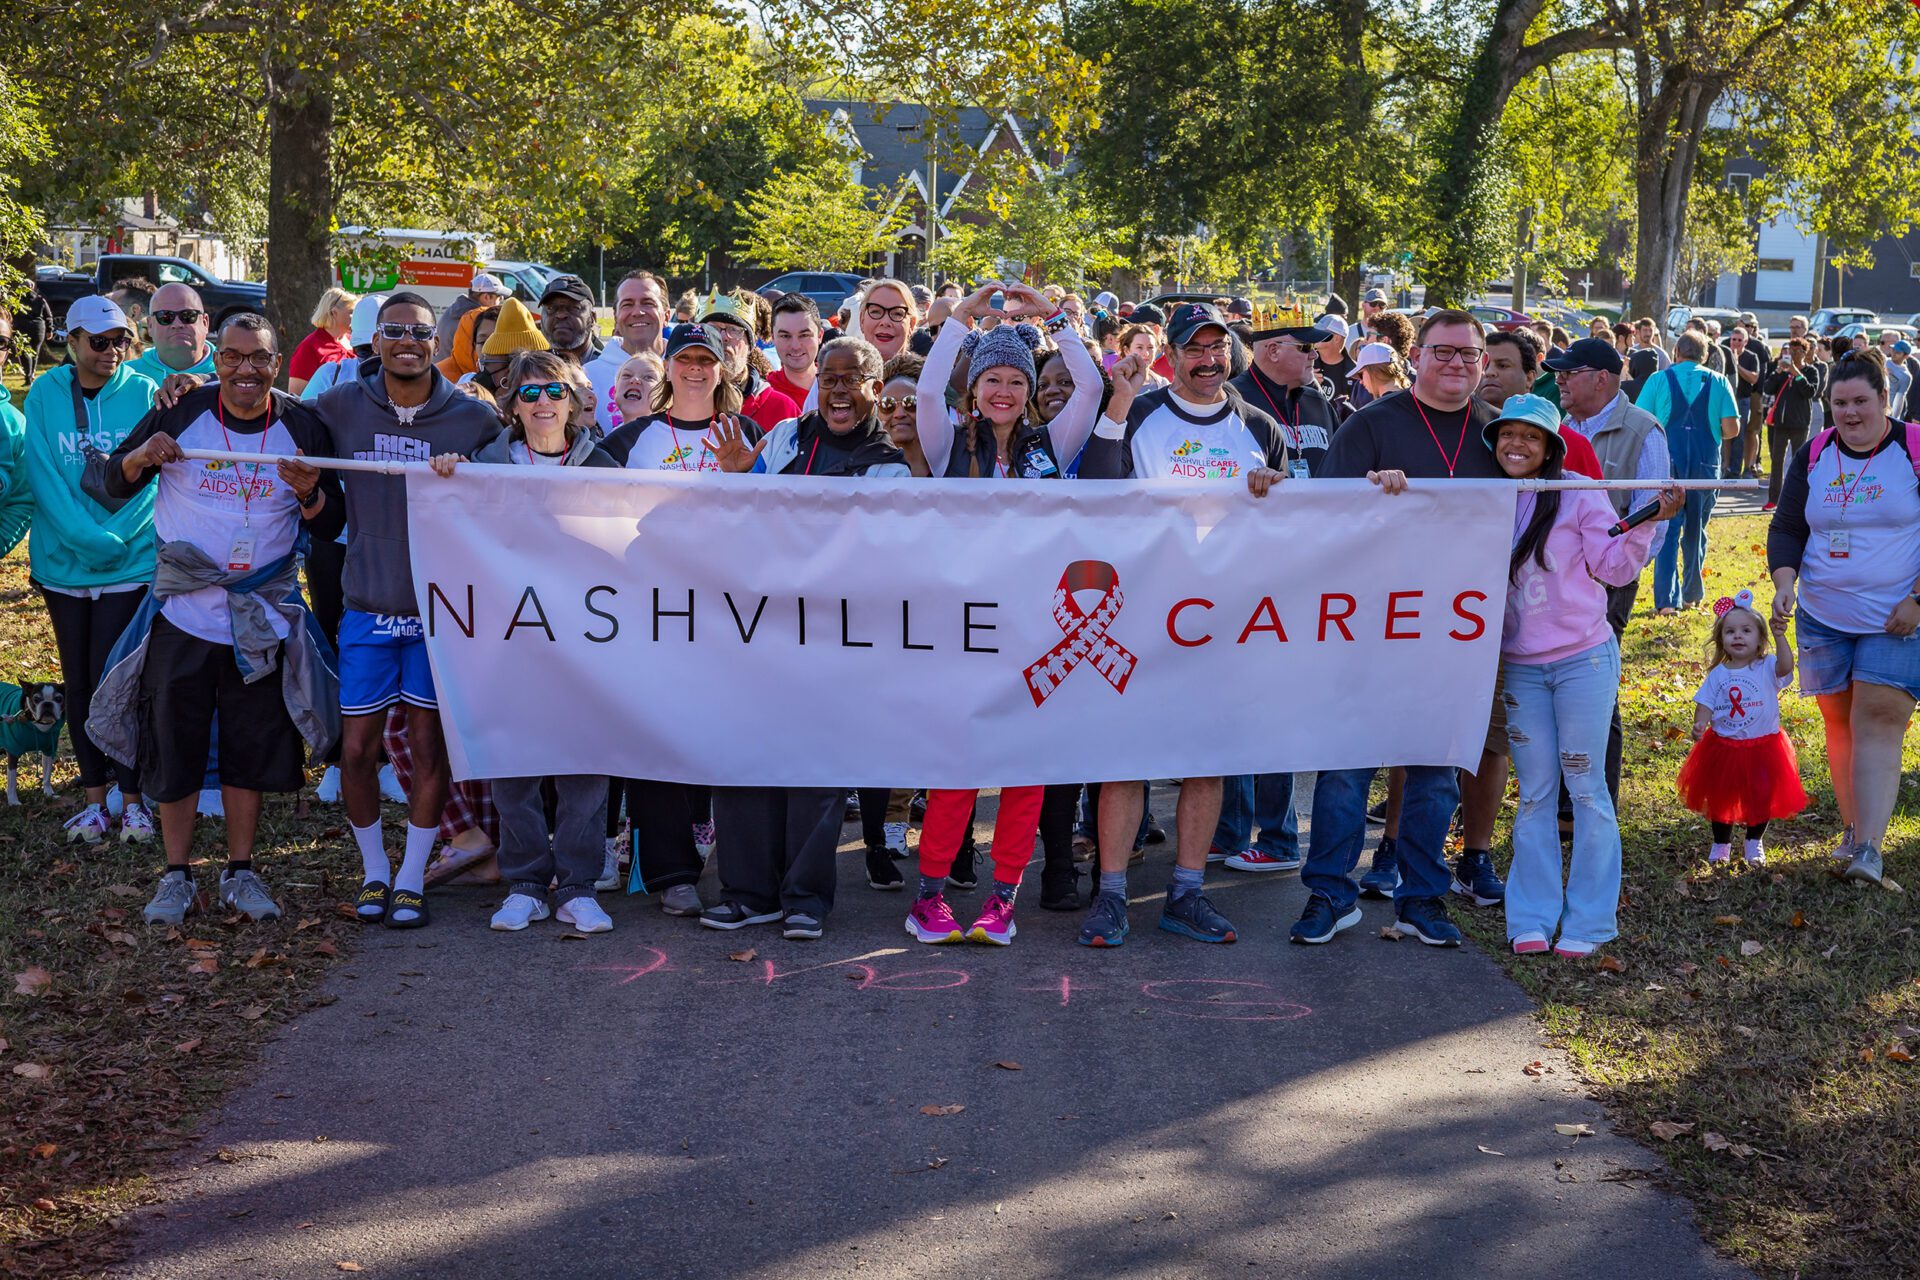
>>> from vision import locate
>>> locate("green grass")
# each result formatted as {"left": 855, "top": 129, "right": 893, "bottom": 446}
{"left": 1455, "top": 512, "right": 1920, "bottom": 1278}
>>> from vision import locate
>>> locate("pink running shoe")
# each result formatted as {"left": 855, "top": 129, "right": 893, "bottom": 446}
{"left": 906, "top": 893, "right": 963, "bottom": 944}
{"left": 968, "top": 895, "right": 1017, "bottom": 946}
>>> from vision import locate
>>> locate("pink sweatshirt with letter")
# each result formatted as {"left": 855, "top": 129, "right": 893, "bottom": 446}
{"left": 1502, "top": 488, "right": 1661, "bottom": 664}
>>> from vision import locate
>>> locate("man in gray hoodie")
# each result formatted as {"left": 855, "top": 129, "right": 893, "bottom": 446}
{"left": 313, "top": 291, "right": 501, "bottom": 929}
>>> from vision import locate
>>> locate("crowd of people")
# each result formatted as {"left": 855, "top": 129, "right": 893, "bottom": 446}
{"left": 0, "top": 267, "right": 1913, "bottom": 962}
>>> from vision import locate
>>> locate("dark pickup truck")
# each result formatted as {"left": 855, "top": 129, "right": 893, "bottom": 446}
{"left": 37, "top": 254, "right": 267, "bottom": 328}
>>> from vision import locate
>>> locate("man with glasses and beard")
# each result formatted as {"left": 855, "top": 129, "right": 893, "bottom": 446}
{"left": 312, "top": 292, "right": 500, "bottom": 930}
{"left": 1075, "top": 302, "right": 1293, "bottom": 948}
{"left": 127, "top": 283, "right": 217, "bottom": 382}
{"left": 699, "top": 291, "right": 798, "bottom": 432}
{"left": 97, "top": 314, "right": 344, "bottom": 929}
{"left": 1293, "top": 309, "right": 1508, "bottom": 951}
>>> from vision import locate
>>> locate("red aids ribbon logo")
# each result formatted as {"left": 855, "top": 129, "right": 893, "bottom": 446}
{"left": 1024, "top": 561, "right": 1138, "bottom": 707}
{"left": 1728, "top": 687, "right": 1746, "bottom": 719}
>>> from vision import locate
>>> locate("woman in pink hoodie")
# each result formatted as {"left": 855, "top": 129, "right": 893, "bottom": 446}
{"left": 1490, "top": 395, "right": 1682, "bottom": 959}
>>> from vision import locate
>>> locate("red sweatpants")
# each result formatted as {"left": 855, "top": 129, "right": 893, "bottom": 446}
{"left": 918, "top": 786, "right": 1046, "bottom": 884}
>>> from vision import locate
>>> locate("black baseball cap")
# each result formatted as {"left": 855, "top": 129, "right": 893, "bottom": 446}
{"left": 539, "top": 273, "right": 596, "bottom": 308}
{"left": 1166, "top": 302, "right": 1229, "bottom": 347}
{"left": 1542, "top": 336, "right": 1624, "bottom": 376}
{"left": 664, "top": 322, "right": 724, "bottom": 362}
{"left": 1128, "top": 303, "right": 1166, "bottom": 327}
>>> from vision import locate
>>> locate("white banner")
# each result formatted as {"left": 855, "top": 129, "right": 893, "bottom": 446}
{"left": 405, "top": 471, "right": 1516, "bottom": 787}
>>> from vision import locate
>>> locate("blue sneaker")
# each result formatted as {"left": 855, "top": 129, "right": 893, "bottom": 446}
{"left": 1290, "top": 893, "right": 1362, "bottom": 945}
{"left": 1358, "top": 836, "right": 1399, "bottom": 899}
{"left": 1158, "top": 889, "right": 1237, "bottom": 943}
{"left": 1395, "top": 896, "right": 1463, "bottom": 947}
{"left": 1451, "top": 850, "right": 1506, "bottom": 907}
{"left": 1077, "top": 892, "right": 1130, "bottom": 947}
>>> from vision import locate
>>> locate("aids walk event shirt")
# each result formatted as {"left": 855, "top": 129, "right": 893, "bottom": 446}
{"left": 1086, "top": 386, "right": 1285, "bottom": 480}
{"left": 1695, "top": 663, "right": 1793, "bottom": 740}
{"left": 602, "top": 414, "right": 761, "bottom": 473}
{"left": 109, "top": 386, "right": 335, "bottom": 644}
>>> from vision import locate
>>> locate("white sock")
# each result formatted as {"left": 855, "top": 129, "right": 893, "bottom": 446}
{"left": 353, "top": 820, "right": 389, "bottom": 885}
{"left": 396, "top": 822, "right": 437, "bottom": 896}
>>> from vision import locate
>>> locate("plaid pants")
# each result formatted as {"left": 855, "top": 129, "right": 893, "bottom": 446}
{"left": 382, "top": 707, "right": 497, "bottom": 842}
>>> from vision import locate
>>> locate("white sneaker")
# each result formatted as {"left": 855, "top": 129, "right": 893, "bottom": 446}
{"left": 195, "top": 788, "right": 224, "bottom": 819}
{"left": 378, "top": 763, "right": 408, "bottom": 804}
{"left": 316, "top": 766, "right": 342, "bottom": 803}
{"left": 884, "top": 821, "right": 909, "bottom": 856}
{"left": 119, "top": 802, "right": 156, "bottom": 844}
{"left": 594, "top": 839, "right": 622, "bottom": 892}
{"left": 557, "top": 896, "right": 614, "bottom": 933}
{"left": 63, "top": 803, "right": 110, "bottom": 844}
{"left": 490, "top": 893, "right": 551, "bottom": 932}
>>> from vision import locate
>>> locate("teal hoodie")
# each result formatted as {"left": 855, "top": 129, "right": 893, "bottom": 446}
{"left": 0, "top": 383, "right": 31, "bottom": 559}
{"left": 22, "top": 364, "right": 158, "bottom": 589}
{"left": 127, "top": 344, "right": 217, "bottom": 382}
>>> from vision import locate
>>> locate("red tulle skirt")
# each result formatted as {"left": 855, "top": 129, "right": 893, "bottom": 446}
{"left": 1675, "top": 729, "right": 1809, "bottom": 825}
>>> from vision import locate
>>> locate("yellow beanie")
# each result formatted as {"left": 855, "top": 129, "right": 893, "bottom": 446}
{"left": 483, "top": 298, "right": 550, "bottom": 355}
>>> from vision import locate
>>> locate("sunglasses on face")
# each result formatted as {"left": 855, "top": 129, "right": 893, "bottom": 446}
{"left": 864, "top": 304, "right": 910, "bottom": 323}
{"left": 85, "top": 333, "right": 132, "bottom": 353}
{"left": 378, "top": 322, "right": 435, "bottom": 342}
{"left": 151, "top": 309, "right": 204, "bottom": 326}
{"left": 216, "top": 348, "right": 277, "bottom": 370}
{"left": 515, "top": 383, "right": 571, "bottom": 403}
{"left": 877, "top": 395, "right": 917, "bottom": 412}
{"left": 0, "top": 335, "right": 13, "bottom": 353}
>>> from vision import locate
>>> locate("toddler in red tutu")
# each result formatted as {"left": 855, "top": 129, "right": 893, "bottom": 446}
{"left": 1677, "top": 590, "right": 1808, "bottom": 864}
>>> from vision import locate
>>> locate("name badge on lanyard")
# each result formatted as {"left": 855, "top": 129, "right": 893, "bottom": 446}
{"left": 1022, "top": 446, "right": 1058, "bottom": 478}
{"left": 1828, "top": 528, "right": 1851, "bottom": 559}
{"left": 227, "top": 527, "right": 256, "bottom": 572}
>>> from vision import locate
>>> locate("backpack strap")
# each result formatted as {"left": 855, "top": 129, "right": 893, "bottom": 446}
{"left": 1807, "top": 426, "right": 1836, "bottom": 468}
{"left": 1808, "top": 420, "right": 1920, "bottom": 482}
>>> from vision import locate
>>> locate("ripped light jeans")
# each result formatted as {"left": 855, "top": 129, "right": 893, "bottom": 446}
{"left": 1501, "top": 637, "right": 1623, "bottom": 946}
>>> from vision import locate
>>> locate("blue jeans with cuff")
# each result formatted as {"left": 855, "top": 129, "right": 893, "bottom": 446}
{"left": 1303, "top": 765, "right": 1457, "bottom": 913}
{"left": 1211, "top": 772, "right": 1299, "bottom": 856}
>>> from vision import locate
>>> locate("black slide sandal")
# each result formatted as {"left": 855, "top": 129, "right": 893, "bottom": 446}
{"left": 384, "top": 888, "right": 430, "bottom": 929}
{"left": 356, "top": 880, "right": 390, "bottom": 923}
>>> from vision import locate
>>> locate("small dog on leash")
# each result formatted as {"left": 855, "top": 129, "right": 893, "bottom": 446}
{"left": 2, "top": 680, "right": 66, "bottom": 805}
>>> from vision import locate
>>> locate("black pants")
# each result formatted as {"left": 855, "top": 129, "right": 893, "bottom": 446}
{"left": 606, "top": 779, "right": 703, "bottom": 891}
{"left": 1768, "top": 421, "right": 1809, "bottom": 505}
{"left": 711, "top": 786, "right": 844, "bottom": 918}
{"left": 305, "top": 537, "right": 347, "bottom": 647}
{"left": 38, "top": 584, "right": 146, "bottom": 791}
{"left": 1039, "top": 784, "right": 1081, "bottom": 891}
{"left": 1712, "top": 820, "right": 1769, "bottom": 843}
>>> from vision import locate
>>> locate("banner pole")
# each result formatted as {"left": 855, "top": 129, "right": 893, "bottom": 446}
{"left": 179, "top": 450, "right": 1763, "bottom": 492}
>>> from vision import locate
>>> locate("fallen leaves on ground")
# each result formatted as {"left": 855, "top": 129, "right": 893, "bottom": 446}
{"left": 1477, "top": 1144, "right": 1506, "bottom": 1156}
{"left": 727, "top": 949, "right": 757, "bottom": 963}
{"left": 1739, "top": 940, "right": 1765, "bottom": 957}
{"left": 1555, "top": 1123, "right": 1596, "bottom": 1137}
{"left": 12, "top": 1062, "right": 51, "bottom": 1080}
{"left": 12, "top": 965, "right": 52, "bottom": 997}
{"left": 919, "top": 1104, "right": 965, "bottom": 1116}
{"left": 1596, "top": 955, "right": 1627, "bottom": 973}
{"left": 1649, "top": 1121, "right": 1695, "bottom": 1142}
{"left": 993, "top": 1061, "right": 1022, "bottom": 1071}
{"left": 1378, "top": 925, "right": 1404, "bottom": 941}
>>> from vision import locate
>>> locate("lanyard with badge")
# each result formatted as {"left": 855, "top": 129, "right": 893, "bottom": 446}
{"left": 1829, "top": 448, "right": 1877, "bottom": 559}
{"left": 1249, "top": 373, "right": 1311, "bottom": 480}
{"left": 215, "top": 397, "right": 272, "bottom": 571}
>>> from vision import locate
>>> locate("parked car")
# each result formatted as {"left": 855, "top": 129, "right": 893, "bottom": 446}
{"left": 1831, "top": 321, "right": 1918, "bottom": 347}
{"left": 484, "top": 260, "right": 555, "bottom": 307}
{"left": 1807, "top": 307, "right": 1878, "bottom": 337}
{"left": 1531, "top": 302, "right": 1601, "bottom": 332}
{"left": 37, "top": 254, "right": 267, "bottom": 327}
{"left": 1903, "top": 312, "right": 1920, "bottom": 331}
{"left": 1662, "top": 305, "right": 1749, "bottom": 340}
{"left": 1468, "top": 305, "right": 1533, "bottom": 332}
{"left": 1143, "top": 292, "right": 1256, "bottom": 317}
{"left": 756, "top": 271, "right": 868, "bottom": 319}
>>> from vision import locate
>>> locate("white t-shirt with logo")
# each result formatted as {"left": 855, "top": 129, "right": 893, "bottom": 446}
{"left": 1694, "top": 662, "right": 1792, "bottom": 740}
{"left": 1798, "top": 434, "right": 1920, "bottom": 634}
{"left": 1122, "top": 390, "right": 1279, "bottom": 480}
{"left": 602, "top": 415, "right": 726, "bottom": 473}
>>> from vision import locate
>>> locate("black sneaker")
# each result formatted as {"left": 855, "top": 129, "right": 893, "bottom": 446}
{"left": 1039, "top": 865, "right": 1082, "bottom": 911}
{"left": 1395, "top": 895, "right": 1463, "bottom": 947}
{"left": 1358, "top": 837, "right": 1400, "bottom": 899}
{"left": 1451, "top": 850, "right": 1506, "bottom": 907}
{"left": 1143, "top": 815, "right": 1167, "bottom": 845}
{"left": 866, "top": 845, "right": 904, "bottom": 891}
{"left": 947, "top": 838, "right": 979, "bottom": 890}
{"left": 783, "top": 911, "right": 823, "bottom": 940}
{"left": 1365, "top": 804, "right": 1387, "bottom": 826}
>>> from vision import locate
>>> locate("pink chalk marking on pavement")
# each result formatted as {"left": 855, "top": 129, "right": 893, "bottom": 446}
{"left": 854, "top": 968, "right": 970, "bottom": 992}
{"left": 1138, "top": 979, "right": 1313, "bottom": 1022}
{"left": 575, "top": 946, "right": 670, "bottom": 985}
{"left": 1018, "top": 975, "right": 1076, "bottom": 1006}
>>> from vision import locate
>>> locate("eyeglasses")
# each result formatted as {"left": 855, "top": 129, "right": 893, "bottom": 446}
{"left": 0, "top": 335, "right": 13, "bottom": 353}
{"left": 878, "top": 395, "right": 917, "bottom": 412}
{"left": 1181, "top": 342, "right": 1231, "bottom": 358}
{"left": 215, "top": 349, "right": 277, "bottom": 370}
{"left": 85, "top": 333, "right": 133, "bottom": 352}
{"left": 515, "top": 383, "right": 572, "bottom": 403}
{"left": 378, "top": 322, "right": 435, "bottom": 342}
{"left": 818, "top": 372, "right": 867, "bottom": 390}
{"left": 863, "top": 304, "right": 911, "bottom": 323}
{"left": 1420, "top": 344, "right": 1485, "bottom": 364}
{"left": 150, "top": 309, "right": 204, "bottom": 327}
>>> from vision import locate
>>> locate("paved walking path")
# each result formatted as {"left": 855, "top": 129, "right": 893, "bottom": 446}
{"left": 116, "top": 785, "right": 1746, "bottom": 1279}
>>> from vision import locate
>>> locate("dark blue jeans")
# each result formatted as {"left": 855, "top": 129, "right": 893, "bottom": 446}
{"left": 1652, "top": 488, "right": 1715, "bottom": 610}
{"left": 1303, "top": 765, "right": 1458, "bottom": 912}
{"left": 1210, "top": 773, "right": 1298, "bottom": 856}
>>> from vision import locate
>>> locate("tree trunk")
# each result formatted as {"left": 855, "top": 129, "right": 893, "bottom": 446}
{"left": 1626, "top": 69, "right": 1715, "bottom": 323}
{"left": 1419, "top": 0, "right": 1549, "bottom": 307}
{"left": 265, "top": 68, "right": 335, "bottom": 374}
{"left": 1325, "top": 0, "right": 1370, "bottom": 308}
{"left": 1808, "top": 233, "right": 1827, "bottom": 311}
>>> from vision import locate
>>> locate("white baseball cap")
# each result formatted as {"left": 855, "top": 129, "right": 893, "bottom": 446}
{"left": 348, "top": 294, "right": 388, "bottom": 347}
{"left": 470, "top": 272, "right": 506, "bottom": 295}
{"left": 65, "top": 295, "right": 132, "bottom": 336}
{"left": 1352, "top": 342, "right": 1396, "bottom": 372}
{"left": 1315, "top": 314, "right": 1351, "bottom": 340}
